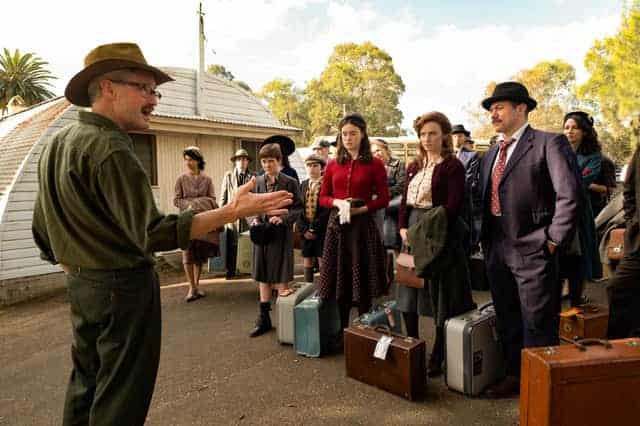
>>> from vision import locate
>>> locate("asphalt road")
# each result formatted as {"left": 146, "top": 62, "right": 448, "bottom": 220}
{"left": 6, "top": 270, "right": 600, "bottom": 425}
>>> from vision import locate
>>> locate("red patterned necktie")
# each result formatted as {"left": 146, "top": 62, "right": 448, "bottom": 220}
{"left": 490, "top": 138, "right": 515, "bottom": 216}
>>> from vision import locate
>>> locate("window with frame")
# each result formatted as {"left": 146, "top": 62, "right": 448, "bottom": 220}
{"left": 130, "top": 133, "right": 158, "bottom": 185}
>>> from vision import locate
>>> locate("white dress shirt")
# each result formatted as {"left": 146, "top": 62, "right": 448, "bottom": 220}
{"left": 491, "top": 122, "right": 530, "bottom": 173}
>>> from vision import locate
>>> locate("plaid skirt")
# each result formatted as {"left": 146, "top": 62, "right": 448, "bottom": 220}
{"left": 317, "top": 210, "right": 388, "bottom": 303}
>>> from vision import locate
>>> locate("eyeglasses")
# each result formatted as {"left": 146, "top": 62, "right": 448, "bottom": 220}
{"left": 108, "top": 80, "right": 162, "bottom": 100}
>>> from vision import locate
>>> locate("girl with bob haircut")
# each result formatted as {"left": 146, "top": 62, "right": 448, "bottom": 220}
{"left": 398, "top": 111, "right": 474, "bottom": 377}
{"left": 317, "top": 113, "right": 390, "bottom": 338}
{"left": 246, "top": 143, "right": 303, "bottom": 337}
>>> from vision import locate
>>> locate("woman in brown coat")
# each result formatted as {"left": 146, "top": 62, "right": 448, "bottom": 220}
{"left": 174, "top": 146, "right": 219, "bottom": 302}
{"left": 398, "top": 112, "right": 474, "bottom": 377}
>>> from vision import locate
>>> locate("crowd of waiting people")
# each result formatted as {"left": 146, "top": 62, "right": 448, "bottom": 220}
{"left": 32, "top": 42, "right": 640, "bottom": 424}
{"left": 173, "top": 80, "right": 637, "bottom": 397}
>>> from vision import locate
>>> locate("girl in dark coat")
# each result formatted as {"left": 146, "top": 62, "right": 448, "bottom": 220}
{"left": 247, "top": 143, "right": 303, "bottom": 337}
{"left": 562, "top": 111, "right": 603, "bottom": 306}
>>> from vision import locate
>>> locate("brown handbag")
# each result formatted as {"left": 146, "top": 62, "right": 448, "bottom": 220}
{"left": 607, "top": 228, "right": 625, "bottom": 262}
{"left": 395, "top": 252, "right": 424, "bottom": 288}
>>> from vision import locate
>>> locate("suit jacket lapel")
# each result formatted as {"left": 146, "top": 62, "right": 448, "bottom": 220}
{"left": 500, "top": 126, "right": 534, "bottom": 183}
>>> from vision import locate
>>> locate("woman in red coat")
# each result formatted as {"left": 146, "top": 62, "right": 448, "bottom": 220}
{"left": 317, "top": 113, "right": 390, "bottom": 333}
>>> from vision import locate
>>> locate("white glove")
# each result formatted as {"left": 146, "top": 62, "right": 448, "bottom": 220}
{"left": 333, "top": 199, "right": 351, "bottom": 224}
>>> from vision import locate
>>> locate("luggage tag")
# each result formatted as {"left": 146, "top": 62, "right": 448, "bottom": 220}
{"left": 374, "top": 335, "right": 394, "bottom": 360}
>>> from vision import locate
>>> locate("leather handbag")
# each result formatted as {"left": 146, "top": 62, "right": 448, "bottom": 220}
{"left": 395, "top": 250, "right": 423, "bottom": 288}
{"left": 607, "top": 228, "right": 625, "bottom": 262}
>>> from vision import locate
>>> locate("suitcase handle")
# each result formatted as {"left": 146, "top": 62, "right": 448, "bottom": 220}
{"left": 477, "top": 301, "right": 494, "bottom": 312}
{"left": 570, "top": 338, "right": 613, "bottom": 351}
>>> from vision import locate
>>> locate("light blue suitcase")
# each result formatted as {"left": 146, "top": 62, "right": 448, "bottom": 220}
{"left": 354, "top": 300, "right": 402, "bottom": 334}
{"left": 294, "top": 292, "right": 342, "bottom": 357}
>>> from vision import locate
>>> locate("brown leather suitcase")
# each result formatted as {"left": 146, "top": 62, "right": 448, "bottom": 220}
{"left": 344, "top": 324, "right": 426, "bottom": 400}
{"left": 559, "top": 304, "right": 609, "bottom": 342}
{"left": 520, "top": 338, "right": 640, "bottom": 426}
{"left": 607, "top": 228, "right": 625, "bottom": 261}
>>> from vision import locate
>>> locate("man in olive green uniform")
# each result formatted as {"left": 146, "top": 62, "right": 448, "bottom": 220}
{"left": 32, "top": 43, "right": 292, "bottom": 426}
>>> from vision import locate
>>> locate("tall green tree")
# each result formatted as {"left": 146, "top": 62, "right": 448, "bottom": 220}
{"left": 257, "top": 79, "right": 310, "bottom": 140}
{"left": 579, "top": 1, "right": 640, "bottom": 163}
{"left": 306, "top": 42, "right": 405, "bottom": 137}
{"left": 0, "top": 48, "right": 56, "bottom": 114}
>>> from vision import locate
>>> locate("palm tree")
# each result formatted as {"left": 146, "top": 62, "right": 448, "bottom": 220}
{"left": 0, "top": 48, "right": 56, "bottom": 114}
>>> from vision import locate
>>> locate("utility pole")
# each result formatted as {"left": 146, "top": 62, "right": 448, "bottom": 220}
{"left": 196, "top": 2, "right": 206, "bottom": 116}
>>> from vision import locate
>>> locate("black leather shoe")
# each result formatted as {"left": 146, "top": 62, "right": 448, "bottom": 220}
{"left": 484, "top": 375, "right": 520, "bottom": 399}
{"left": 249, "top": 316, "right": 272, "bottom": 338}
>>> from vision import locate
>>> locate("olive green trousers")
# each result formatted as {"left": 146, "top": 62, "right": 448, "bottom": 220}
{"left": 62, "top": 266, "right": 161, "bottom": 426}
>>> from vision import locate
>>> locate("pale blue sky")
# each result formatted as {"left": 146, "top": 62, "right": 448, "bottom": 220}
{"left": 0, "top": 0, "right": 627, "bottom": 131}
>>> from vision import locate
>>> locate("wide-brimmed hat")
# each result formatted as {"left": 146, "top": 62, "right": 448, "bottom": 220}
{"left": 304, "top": 153, "right": 327, "bottom": 168}
{"left": 65, "top": 42, "right": 174, "bottom": 107}
{"left": 230, "top": 148, "right": 252, "bottom": 162}
{"left": 451, "top": 124, "right": 471, "bottom": 136}
{"left": 261, "top": 135, "right": 296, "bottom": 156}
{"left": 481, "top": 81, "right": 537, "bottom": 111}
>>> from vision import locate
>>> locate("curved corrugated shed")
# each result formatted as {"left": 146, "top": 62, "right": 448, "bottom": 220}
{"left": 0, "top": 98, "right": 78, "bottom": 280}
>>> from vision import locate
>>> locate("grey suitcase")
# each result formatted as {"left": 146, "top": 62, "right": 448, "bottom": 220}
{"left": 444, "top": 302, "right": 504, "bottom": 396}
{"left": 275, "top": 282, "right": 315, "bottom": 344}
{"left": 354, "top": 300, "right": 402, "bottom": 334}
{"left": 237, "top": 231, "right": 253, "bottom": 275}
{"left": 294, "top": 292, "right": 341, "bottom": 357}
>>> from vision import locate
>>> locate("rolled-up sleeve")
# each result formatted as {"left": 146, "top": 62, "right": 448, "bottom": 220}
{"left": 98, "top": 150, "right": 194, "bottom": 252}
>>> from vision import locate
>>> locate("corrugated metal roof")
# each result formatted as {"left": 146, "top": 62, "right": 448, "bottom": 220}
{"left": 152, "top": 111, "right": 300, "bottom": 131}
{"left": 156, "top": 67, "right": 300, "bottom": 132}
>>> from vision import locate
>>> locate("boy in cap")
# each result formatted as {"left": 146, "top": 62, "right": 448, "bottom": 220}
{"left": 297, "top": 154, "right": 330, "bottom": 282}
{"left": 32, "top": 42, "right": 292, "bottom": 425}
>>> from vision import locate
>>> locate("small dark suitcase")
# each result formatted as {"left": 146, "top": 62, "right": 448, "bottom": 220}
{"left": 520, "top": 338, "right": 640, "bottom": 426}
{"left": 559, "top": 304, "right": 609, "bottom": 342}
{"left": 344, "top": 324, "right": 426, "bottom": 400}
{"left": 469, "top": 252, "right": 489, "bottom": 291}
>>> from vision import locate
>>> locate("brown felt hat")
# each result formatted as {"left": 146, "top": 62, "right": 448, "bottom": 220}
{"left": 65, "top": 42, "right": 173, "bottom": 107}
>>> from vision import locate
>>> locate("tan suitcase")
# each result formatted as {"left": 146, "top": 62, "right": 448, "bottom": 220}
{"left": 520, "top": 338, "right": 640, "bottom": 426}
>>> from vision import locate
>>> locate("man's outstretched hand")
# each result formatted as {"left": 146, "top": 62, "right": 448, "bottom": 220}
{"left": 231, "top": 177, "right": 293, "bottom": 218}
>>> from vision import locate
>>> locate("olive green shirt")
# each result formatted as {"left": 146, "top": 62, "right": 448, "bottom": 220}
{"left": 32, "top": 111, "right": 194, "bottom": 269}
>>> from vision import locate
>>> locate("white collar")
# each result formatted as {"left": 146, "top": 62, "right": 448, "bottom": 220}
{"left": 499, "top": 122, "right": 529, "bottom": 144}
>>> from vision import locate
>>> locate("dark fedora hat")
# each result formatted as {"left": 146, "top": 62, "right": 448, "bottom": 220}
{"left": 451, "top": 124, "right": 471, "bottom": 136}
{"left": 65, "top": 42, "right": 173, "bottom": 107}
{"left": 481, "top": 81, "right": 537, "bottom": 111}
{"left": 261, "top": 135, "right": 296, "bottom": 157}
